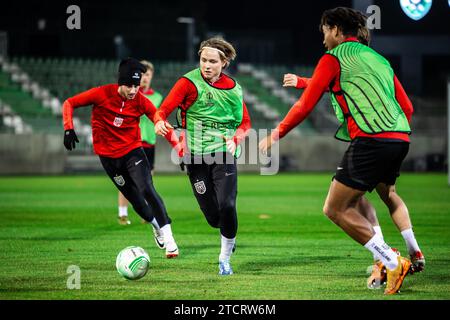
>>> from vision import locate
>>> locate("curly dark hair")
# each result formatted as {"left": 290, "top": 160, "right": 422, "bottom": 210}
{"left": 319, "top": 7, "right": 368, "bottom": 40}
{"left": 357, "top": 26, "right": 370, "bottom": 46}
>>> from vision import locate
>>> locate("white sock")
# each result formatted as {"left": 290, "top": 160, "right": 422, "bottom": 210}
{"left": 373, "top": 226, "right": 384, "bottom": 239}
{"left": 364, "top": 234, "right": 399, "bottom": 270}
{"left": 118, "top": 206, "right": 128, "bottom": 217}
{"left": 401, "top": 228, "right": 421, "bottom": 255}
{"left": 161, "top": 224, "right": 174, "bottom": 242}
{"left": 219, "top": 235, "right": 235, "bottom": 262}
{"left": 372, "top": 226, "right": 384, "bottom": 261}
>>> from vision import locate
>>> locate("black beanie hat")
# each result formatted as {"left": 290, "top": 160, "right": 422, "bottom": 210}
{"left": 117, "top": 57, "right": 147, "bottom": 86}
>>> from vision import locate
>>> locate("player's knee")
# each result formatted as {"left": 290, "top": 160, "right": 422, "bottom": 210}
{"left": 205, "top": 215, "right": 220, "bottom": 228}
{"left": 323, "top": 203, "right": 339, "bottom": 223}
{"left": 128, "top": 196, "right": 145, "bottom": 211}
{"left": 322, "top": 200, "right": 331, "bottom": 216}
{"left": 130, "top": 202, "right": 153, "bottom": 220}
{"left": 218, "top": 198, "right": 236, "bottom": 213}
{"left": 199, "top": 206, "right": 220, "bottom": 228}
{"left": 142, "top": 183, "right": 156, "bottom": 199}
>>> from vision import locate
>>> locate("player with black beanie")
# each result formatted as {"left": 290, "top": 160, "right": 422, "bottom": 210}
{"left": 63, "top": 57, "right": 181, "bottom": 258}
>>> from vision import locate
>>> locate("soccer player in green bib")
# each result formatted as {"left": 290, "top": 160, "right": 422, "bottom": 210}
{"left": 282, "top": 25, "right": 425, "bottom": 289}
{"left": 154, "top": 37, "right": 251, "bottom": 275}
{"left": 259, "top": 7, "right": 424, "bottom": 294}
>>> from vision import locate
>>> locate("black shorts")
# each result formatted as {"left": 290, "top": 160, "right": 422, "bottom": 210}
{"left": 185, "top": 152, "right": 238, "bottom": 239}
{"left": 334, "top": 138, "right": 409, "bottom": 192}
{"left": 99, "top": 147, "right": 171, "bottom": 226}
{"left": 143, "top": 146, "right": 155, "bottom": 171}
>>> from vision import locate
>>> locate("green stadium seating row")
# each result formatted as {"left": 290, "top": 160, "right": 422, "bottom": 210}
{"left": 6, "top": 57, "right": 195, "bottom": 126}
{"left": 0, "top": 69, "right": 62, "bottom": 133}
{"left": 234, "top": 74, "right": 316, "bottom": 133}
{"left": 257, "top": 64, "right": 315, "bottom": 80}
{"left": 7, "top": 56, "right": 316, "bottom": 132}
{"left": 14, "top": 56, "right": 192, "bottom": 101}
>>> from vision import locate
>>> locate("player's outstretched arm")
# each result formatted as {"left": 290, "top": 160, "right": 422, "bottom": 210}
{"left": 62, "top": 99, "right": 79, "bottom": 150}
{"left": 154, "top": 77, "right": 197, "bottom": 135}
{"left": 283, "top": 73, "right": 312, "bottom": 89}
{"left": 154, "top": 120, "right": 173, "bottom": 136}
{"left": 63, "top": 128, "right": 79, "bottom": 151}
{"left": 163, "top": 127, "right": 184, "bottom": 157}
{"left": 259, "top": 55, "right": 339, "bottom": 154}
{"left": 62, "top": 87, "right": 100, "bottom": 150}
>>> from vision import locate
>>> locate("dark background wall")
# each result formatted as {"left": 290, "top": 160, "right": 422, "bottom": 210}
{"left": 1, "top": 0, "right": 449, "bottom": 96}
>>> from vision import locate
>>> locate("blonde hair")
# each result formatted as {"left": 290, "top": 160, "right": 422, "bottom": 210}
{"left": 198, "top": 37, "right": 237, "bottom": 69}
{"left": 140, "top": 60, "right": 154, "bottom": 73}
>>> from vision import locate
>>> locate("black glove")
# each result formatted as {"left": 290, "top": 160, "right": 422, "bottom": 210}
{"left": 179, "top": 160, "right": 185, "bottom": 171}
{"left": 64, "top": 129, "right": 79, "bottom": 151}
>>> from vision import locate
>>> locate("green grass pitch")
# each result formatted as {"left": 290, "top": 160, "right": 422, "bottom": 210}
{"left": 0, "top": 173, "right": 449, "bottom": 300}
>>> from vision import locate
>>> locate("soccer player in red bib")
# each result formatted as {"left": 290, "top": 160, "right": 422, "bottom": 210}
{"left": 62, "top": 58, "right": 180, "bottom": 258}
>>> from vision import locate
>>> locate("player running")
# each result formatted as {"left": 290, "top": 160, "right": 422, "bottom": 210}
{"left": 117, "top": 60, "right": 163, "bottom": 227}
{"left": 62, "top": 57, "right": 180, "bottom": 258}
{"left": 116, "top": 60, "right": 169, "bottom": 251}
{"left": 259, "top": 7, "right": 424, "bottom": 294}
{"left": 281, "top": 25, "right": 425, "bottom": 289}
{"left": 154, "top": 37, "right": 251, "bottom": 275}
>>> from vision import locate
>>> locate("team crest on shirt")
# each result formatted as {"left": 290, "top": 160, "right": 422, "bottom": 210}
{"left": 194, "top": 180, "right": 206, "bottom": 194}
{"left": 113, "top": 116, "right": 124, "bottom": 127}
{"left": 114, "top": 175, "right": 125, "bottom": 186}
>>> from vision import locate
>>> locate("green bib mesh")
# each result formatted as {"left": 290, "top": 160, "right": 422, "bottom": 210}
{"left": 181, "top": 68, "right": 243, "bottom": 155}
{"left": 140, "top": 91, "right": 163, "bottom": 145}
{"left": 327, "top": 42, "right": 411, "bottom": 141}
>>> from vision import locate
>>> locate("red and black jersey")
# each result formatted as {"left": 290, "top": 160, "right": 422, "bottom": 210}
{"left": 63, "top": 84, "right": 179, "bottom": 158}
{"left": 275, "top": 38, "right": 414, "bottom": 142}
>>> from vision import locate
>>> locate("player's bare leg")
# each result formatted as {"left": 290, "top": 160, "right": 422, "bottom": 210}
{"left": 118, "top": 192, "right": 130, "bottom": 225}
{"left": 376, "top": 183, "right": 425, "bottom": 273}
{"left": 357, "top": 196, "right": 379, "bottom": 228}
{"left": 323, "top": 179, "right": 411, "bottom": 294}
{"left": 323, "top": 180, "right": 373, "bottom": 244}
{"left": 376, "top": 184, "right": 411, "bottom": 231}
{"left": 357, "top": 196, "right": 387, "bottom": 288}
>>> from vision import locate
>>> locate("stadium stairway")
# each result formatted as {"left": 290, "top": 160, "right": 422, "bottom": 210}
{"left": 236, "top": 64, "right": 318, "bottom": 135}
{"left": 262, "top": 64, "right": 338, "bottom": 131}
{"left": 0, "top": 56, "right": 94, "bottom": 155}
{"left": 0, "top": 67, "right": 58, "bottom": 133}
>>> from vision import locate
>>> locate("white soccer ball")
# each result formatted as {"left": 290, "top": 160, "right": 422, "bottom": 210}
{"left": 116, "top": 246, "right": 150, "bottom": 280}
